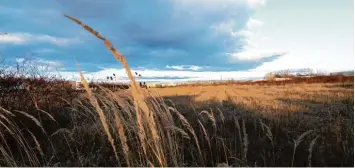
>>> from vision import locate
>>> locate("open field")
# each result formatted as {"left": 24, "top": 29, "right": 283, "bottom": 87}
{"left": 1, "top": 78, "right": 353, "bottom": 166}
{"left": 103, "top": 81, "right": 354, "bottom": 167}
{"left": 148, "top": 83, "right": 353, "bottom": 116}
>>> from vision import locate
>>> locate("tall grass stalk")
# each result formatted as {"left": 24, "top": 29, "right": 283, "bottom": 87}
{"left": 64, "top": 14, "right": 165, "bottom": 166}
{"left": 77, "top": 70, "right": 120, "bottom": 165}
{"left": 113, "top": 110, "right": 130, "bottom": 167}
{"left": 0, "top": 109, "right": 41, "bottom": 166}
{"left": 233, "top": 116, "right": 243, "bottom": 159}
{"left": 308, "top": 135, "right": 319, "bottom": 167}
{"left": 242, "top": 119, "right": 248, "bottom": 162}
{"left": 291, "top": 130, "right": 313, "bottom": 167}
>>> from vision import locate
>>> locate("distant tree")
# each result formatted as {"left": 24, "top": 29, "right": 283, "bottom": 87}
{"left": 303, "top": 68, "right": 314, "bottom": 76}
{"left": 265, "top": 72, "right": 276, "bottom": 81}
{"left": 274, "top": 74, "right": 282, "bottom": 78}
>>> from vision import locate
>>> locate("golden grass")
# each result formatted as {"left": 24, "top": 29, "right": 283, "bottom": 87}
{"left": 78, "top": 71, "right": 120, "bottom": 164}
{"left": 113, "top": 111, "right": 130, "bottom": 167}
{"left": 1, "top": 73, "right": 353, "bottom": 167}
{"left": 147, "top": 83, "right": 353, "bottom": 115}
{"left": 64, "top": 14, "right": 174, "bottom": 166}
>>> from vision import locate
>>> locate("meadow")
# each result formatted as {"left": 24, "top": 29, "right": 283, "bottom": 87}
{"left": 0, "top": 15, "right": 353, "bottom": 167}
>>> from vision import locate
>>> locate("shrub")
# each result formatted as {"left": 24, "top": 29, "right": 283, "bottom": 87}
{"left": 264, "top": 72, "right": 276, "bottom": 81}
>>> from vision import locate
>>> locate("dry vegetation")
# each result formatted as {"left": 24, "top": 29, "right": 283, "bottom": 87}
{"left": 0, "top": 15, "right": 353, "bottom": 167}
{"left": 150, "top": 83, "right": 353, "bottom": 115}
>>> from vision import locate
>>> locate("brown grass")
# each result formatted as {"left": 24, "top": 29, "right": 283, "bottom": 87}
{"left": 65, "top": 14, "right": 165, "bottom": 166}
{"left": 147, "top": 83, "right": 353, "bottom": 116}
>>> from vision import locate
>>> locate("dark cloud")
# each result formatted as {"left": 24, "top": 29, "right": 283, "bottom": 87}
{"left": 55, "top": 0, "right": 124, "bottom": 18}
{"left": 1, "top": 0, "right": 277, "bottom": 73}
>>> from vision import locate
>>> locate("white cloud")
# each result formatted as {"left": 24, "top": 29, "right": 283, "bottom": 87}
{"left": 229, "top": 17, "right": 285, "bottom": 62}
{"left": 247, "top": 0, "right": 266, "bottom": 8}
{"left": 252, "top": 49, "right": 354, "bottom": 73}
{"left": 189, "top": 65, "right": 202, "bottom": 71}
{"left": 211, "top": 19, "right": 239, "bottom": 36}
{"left": 0, "top": 32, "right": 81, "bottom": 46}
{"left": 0, "top": 34, "right": 25, "bottom": 44}
{"left": 166, "top": 65, "right": 184, "bottom": 70}
{"left": 57, "top": 68, "right": 266, "bottom": 83}
{"left": 33, "top": 48, "right": 57, "bottom": 53}
{"left": 36, "top": 59, "right": 63, "bottom": 69}
{"left": 229, "top": 50, "right": 286, "bottom": 62}
{"left": 166, "top": 65, "right": 203, "bottom": 71}
{"left": 250, "top": 0, "right": 353, "bottom": 73}
{"left": 15, "top": 57, "right": 64, "bottom": 71}
{"left": 234, "top": 30, "right": 253, "bottom": 38}
{"left": 173, "top": 0, "right": 265, "bottom": 9}
{"left": 246, "top": 18, "right": 264, "bottom": 29}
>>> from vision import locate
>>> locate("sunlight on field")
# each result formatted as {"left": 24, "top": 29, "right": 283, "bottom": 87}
{"left": 148, "top": 83, "right": 354, "bottom": 115}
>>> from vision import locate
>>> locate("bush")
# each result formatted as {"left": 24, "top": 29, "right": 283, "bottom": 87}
{"left": 264, "top": 72, "right": 276, "bottom": 81}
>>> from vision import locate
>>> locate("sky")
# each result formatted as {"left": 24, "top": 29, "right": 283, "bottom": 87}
{"left": 0, "top": 0, "right": 353, "bottom": 82}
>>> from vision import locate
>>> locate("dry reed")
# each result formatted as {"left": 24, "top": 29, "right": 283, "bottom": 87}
{"left": 113, "top": 111, "right": 130, "bottom": 167}
{"left": 291, "top": 130, "right": 313, "bottom": 166}
{"left": 78, "top": 70, "right": 120, "bottom": 164}
{"left": 308, "top": 135, "right": 320, "bottom": 167}
{"left": 64, "top": 14, "right": 165, "bottom": 166}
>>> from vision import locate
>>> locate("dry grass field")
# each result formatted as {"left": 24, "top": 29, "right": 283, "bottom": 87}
{"left": 149, "top": 83, "right": 353, "bottom": 116}
{"left": 1, "top": 80, "right": 353, "bottom": 166}
{"left": 103, "top": 82, "right": 353, "bottom": 166}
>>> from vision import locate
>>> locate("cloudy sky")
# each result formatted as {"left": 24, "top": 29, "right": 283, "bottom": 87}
{"left": 0, "top": 0, "right": 353, "bottom": 82}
